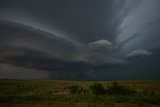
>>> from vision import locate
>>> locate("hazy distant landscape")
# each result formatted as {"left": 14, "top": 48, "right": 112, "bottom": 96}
{"left": 0, "top": 80, "right": 160, "bottom": 107}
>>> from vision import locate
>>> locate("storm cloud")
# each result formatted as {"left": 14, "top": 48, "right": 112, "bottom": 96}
{"left": 87, "top": 39, "right": 124, "bottom": 66}
{"left": 88, "top": 40, "right": 113, "bottom": 51}
{"left": 126, "top": 49, "right": 151, "bottom": 58}
{"left": 0, "top": 0, "right": 160, "bottom": 80}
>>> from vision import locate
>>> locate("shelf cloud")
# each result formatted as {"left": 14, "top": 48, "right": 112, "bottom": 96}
{"left": 0, "top": 0, "right": 160, "bottom": 80}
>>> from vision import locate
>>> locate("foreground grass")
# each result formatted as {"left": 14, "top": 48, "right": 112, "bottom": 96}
{"left": 1, "top": 94, "right": 160, "bottom": 104}
{"left": 0, "top": 80, "right": 160, "bottom": 106}
{"left": 1, "top": 102, "right": 160, "bottom": 107}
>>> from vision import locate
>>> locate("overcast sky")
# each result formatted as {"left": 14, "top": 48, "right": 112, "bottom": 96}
{"left": 0, "top": 0, "right": 160, "bottom": 80}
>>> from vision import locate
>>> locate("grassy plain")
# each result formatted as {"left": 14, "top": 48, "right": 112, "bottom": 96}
{"left": 0, "top": 80, "right": 160, "bottom": 107}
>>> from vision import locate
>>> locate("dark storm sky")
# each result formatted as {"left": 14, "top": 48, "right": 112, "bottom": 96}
{"left": 0, "top": 0, "right": 160, "bottom": 80}
{"left": 0, "top": 0, "right": 141, "bottom": 43}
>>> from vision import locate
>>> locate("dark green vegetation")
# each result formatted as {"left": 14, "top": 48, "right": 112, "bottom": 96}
{"left": 89, "top": 83, "right": 106, "bottom": 95}
{"left": 0, "top": 80, "right": 160, "bottom": 106}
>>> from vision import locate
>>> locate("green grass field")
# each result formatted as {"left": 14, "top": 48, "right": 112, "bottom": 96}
{"left": 0, "top": 80, "right": 160, "bottom": 107}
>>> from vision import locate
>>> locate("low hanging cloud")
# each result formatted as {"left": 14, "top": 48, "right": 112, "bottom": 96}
{"left": 0, "top": 63, "right": 50, "bottom": 79}
{"left": 87, "top": 40, "right": 113, "bottom": 51}
{"left": 87, "top": 39, "right": 124, "bottom": 66}
{"left": 126, "top": 49, "right": 151, "bottom": 58}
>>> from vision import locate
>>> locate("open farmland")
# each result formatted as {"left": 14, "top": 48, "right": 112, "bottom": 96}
{"left": 0, "top": 80, "right": 160, "bottom": 107}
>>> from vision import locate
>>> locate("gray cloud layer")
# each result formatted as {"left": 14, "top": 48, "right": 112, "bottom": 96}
{"left": 0, "top": 0, "right": 160, "bottom": 80}
{"left": 87, "top": 39, "right": 124, "bottom": 66}
{"left": 126, "top": 49, "right": 151, "bottom": 58}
